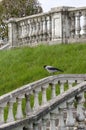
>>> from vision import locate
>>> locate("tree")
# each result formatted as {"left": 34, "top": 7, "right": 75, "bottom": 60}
{"left": 0, "top": 0, "right": 43, "bottom": 39}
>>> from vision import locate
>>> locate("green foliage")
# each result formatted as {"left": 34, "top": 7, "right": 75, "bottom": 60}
{"left": 0, "top": 0, "right": 43, "bottom": 38}
{"left": 0, "top": 43, "right": 86, "bottom": 96}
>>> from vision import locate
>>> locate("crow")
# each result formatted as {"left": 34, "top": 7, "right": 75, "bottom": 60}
{"left": 43, "top": 65, "right": 63, "bottom": 74}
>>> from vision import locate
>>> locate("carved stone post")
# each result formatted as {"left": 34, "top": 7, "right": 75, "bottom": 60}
{"left": 60, "top": 80, "right": 66, "bottom": 94}
{"left": 35, "top": 19, "right": 39, "bottom": 42}
{"left": 7, "top": 99, "right": 16, "bottom": 122}
{"left": 16, "top": 96, "right": 24, "bottom": 120}
{"left": 25, "top": 93, "right": 32, "bottom": 116}
{"left": 42, "top": 85, "right": 48, "bottom": 105}
{"left": 48, "top": 15, "right": 52, "bottom": 41}
{"left": 70, "top": 13, "right": 75, "bottom": 38}
{"left": 66, "top": 98, "right": 75, "bottom": 128}
{"left": 68, "top": 80, "right": 74, "bottom": 89}
{"left": 82, "top": 11, "right": 86, "bottom": 37}
{"left": 42, "top": 114, "right": 50, "bottom": 130}
{"left": 58, "top": 107, "right": 66, "bottom": 130}
{"left": 50, "top": 83, "right": 56, "bottom": 99}
{"left": 40, "top": 17, "right": 43, "bottom": 41}
{"left": 33, "top": 89, "right": 40, "bottom": 111}
{"left": 50, "top": 108, "right": 59, "bottom": 130}
{"left": 11, "top": 126, "right": 23, "bottom": 130}
{"left": 8, "top": 18, "right": 18, "bottom": 47}
{"left": 75, "top": 93, "right": 85, "bottom": 130}
{"left": 33, "top": 120, "right": 40, "bottom": 130}
{"left": 0, "top": 103, "right": 6, "bottom": 124}
{"left": 75, "top": 12, "right": 81, "bottom": 38}
{"left": 25, "top": 123, "right": 33, "bottom": 130}
{"left": 43, "top": 16, "right": 47, "bottom": 41}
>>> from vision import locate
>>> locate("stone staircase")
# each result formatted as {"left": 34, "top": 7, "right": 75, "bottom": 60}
{"left": 0, "top": 74, "right": 86, "bottom": 130}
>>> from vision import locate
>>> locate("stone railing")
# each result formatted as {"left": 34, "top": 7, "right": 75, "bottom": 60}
{"left": 7, "top": 6, "right": 86, "bottom": 47}
{"left": 0, "top": 74, "right": 86, "bottom": 130}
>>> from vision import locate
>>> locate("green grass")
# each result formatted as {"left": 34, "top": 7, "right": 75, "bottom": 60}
{"left": 0, "top": 43, "right": 86, "bottom": 96}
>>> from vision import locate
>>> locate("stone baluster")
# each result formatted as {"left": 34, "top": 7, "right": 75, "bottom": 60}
{"left": 50, "top": 83, "right": 56, "bottom": 99}
{"left": 18, "top": 23, "right": 22, "bottom": 39}
{"left": 50, "top": 108, "right": 59, "bottom": 130}
{"left": 0, "top": 103, "right": 6, "bottom": 124}
{"left": 70, "top": 13, "right": 75, "bottom": 38}
{"left": 38, "top": 17, "right": 42, "bottom": 42}
{"left": 75, "top": 12, "right": 81, "bottom": 37}
{"left": 60, "top": 80, "right": 66, "bottom": 94}
{"left": 58, "top": 106, "right": 66, "bottom": 130}
{"left": 26, "top": 20, "right": 29, "bottom": 37}
{"left": 30, "top": 20, "right": 33, "bottom": 37}
{"left": 28, "top": 20, "right": 32, "bottom": 43}
{"left": 33, "top": 88, "right": 40, "bottom": 110}
{"left": 16, "top": 95, "right": 24, "bottom": 120}
{"left": 21, "top": 22, "right": 25, "bottom": 38}
{"left": 12, "top": 126, "right": 23, "bottom": 130}
{"left": 7, "top": 99, "right": 16, "bottom": 122}
{"left": 48, "top": 15, "right": 52, "bottom": 41}
{"left": 28, "top": 20, "right": 31, "bottom": 37}
{"left": 24, "top": 21, "right": 28, "bottom": 37}
{"left": 40, "top": 17, "right": 43, "bottom": 41}
{"left": 8, "top": 18, "right": 18, "bottom": 47}
{"left": 68, "top": 80, "right": 74, "bottom": 89}
{"left": 27, "top": 20, "right": 30, "bottom": 37}
{"left": 43, "top": 16, "right": 47, "bottom": 41}
{"left": 30, "top": 19, "right": 33, "bottom": 43}
{"left": 42, "top": 119, "right": 46, "bottom": 130}
{"left": 25, "top": 93, "right": 32, "bottom": 116}
{"left": 66, "top": 98, "right": 75, "bottom": 128}
{"left": 42, "top": 85, "right": 48, "bottom": 105}
{"left": 42, "top": 114, "right": 50, "bottom": 130}
{"left": 36, "top": 18, "right": 40, "bottom": 42}
{"left": 82, "top": 11, "right": 86, "bottom": 37}
{"left": 32, "top": 20, "right": 36, "bottom": 43}
{"left": 33, "top": 120, "right": 40, "bottom": 130}
{"left": 26, "top": 123, "right": 33, "bottom": 130}
{"left": 75, "top": 93, "right": 85, "bottom": 129}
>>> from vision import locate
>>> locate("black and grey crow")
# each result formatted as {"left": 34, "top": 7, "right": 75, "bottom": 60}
{"left": 43, "top": 65, "right": 63, "bottom": 74}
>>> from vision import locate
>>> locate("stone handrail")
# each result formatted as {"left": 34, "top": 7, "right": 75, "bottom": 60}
{"left": 0, "top": 74, "right": 86, "bottom": 130}
{"left": 7, "top": 6, "right": 86, "bottom": 47}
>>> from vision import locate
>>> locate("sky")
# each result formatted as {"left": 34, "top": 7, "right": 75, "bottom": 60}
{"left": 39, "top": 0, "right": 86, "bottom": 12}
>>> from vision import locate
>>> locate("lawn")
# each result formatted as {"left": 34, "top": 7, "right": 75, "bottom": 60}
{"left": 0, "top": 43, "right": 86, "bottom": 95}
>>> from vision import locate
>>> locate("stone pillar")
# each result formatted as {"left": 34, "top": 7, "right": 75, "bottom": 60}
{"left": 50, "top": 108, "right": 59, "bottom": 130}
{"left": 16, "top": 96, "right": 24, "bottom": 120}
{"left": 42, "top": 85, "right": 48, "bottom": 105}
{"left": 75, "top": 93, "right": 85, "bottom": 130}
{"left": 75, "top": 12, "right": 81, "bottom": 37}
{"left": 0, "top": 103, "right": 6, "bottom": 124}
{"left": 48, "top": 15, "right": 52, "bottom": 41}
{"left": 8, "top": 18, "right": 18, "bottom": 47}
{"left": 60, "top": 80, "right": 66, "bottom": 94}
{"left": 33, "top": 89, "right": 40, "bottom": 110}
{"left": 68, "top": 80, "right": 74, "bottom": 89}
{"left": 58, "top": 107, "right": 66, "bottom": 130}
{"left": 66, "top": 98, "right": 75, "bottom": 128}
{"left": 51, "top": 10, "right": 62, "bottom": 42}
{"left": 40, "top": 17, "right": 43, "bottom": 41}
{"left": 82, "top": 11, "right": 86, "bottom": 37}
{"left": 7, "top": 99, "right": 16, "bottom": 122}
{"left": 51, "top": 83, "right": 56, "bottom": 99}
{"left": 70, "top": 13, "right": 75, "bottom": 38}
{"left": 25, "top": 93, "right": 32, "bottom": 116}
{"left": 42, "top": 16, "right": 47, "bottom": 41}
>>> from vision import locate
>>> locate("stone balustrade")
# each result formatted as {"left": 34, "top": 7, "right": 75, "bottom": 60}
{"left": 7, "top": 6, "right": 86, "bottom": 47}
{"left": 0, "top": 74, "right": 86, "bottom": 130}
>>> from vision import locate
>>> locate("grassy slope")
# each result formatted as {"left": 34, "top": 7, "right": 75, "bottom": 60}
{"left": 0, "top": 43, "right": 86, "bottom": 96}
